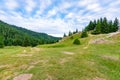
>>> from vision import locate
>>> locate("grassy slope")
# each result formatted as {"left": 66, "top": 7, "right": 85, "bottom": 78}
{"left": 0, "top": 32, "right": 120, "bottom": 80}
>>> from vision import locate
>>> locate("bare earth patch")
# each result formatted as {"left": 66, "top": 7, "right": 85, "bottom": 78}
{"left": 13, "top": 74, "right": 33, "bottom": 80}
{"left": 32, "top": 47, "right": 41, "bottom": 52}
{"left": 107, "top": 32, "right": 120, "bottom": 38}
{"left": 90, "top": 38, "right": 111, "bottom": 44}
{"left": 63, "top": 51, "right": 74, "bottom": 55}
{"left": 93, "top": 77, "right": 106, "bottom": 80}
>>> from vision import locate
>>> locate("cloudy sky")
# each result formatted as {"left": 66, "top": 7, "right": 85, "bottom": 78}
{"left": 0, "top": 0, "right": 120, "bottom": 37}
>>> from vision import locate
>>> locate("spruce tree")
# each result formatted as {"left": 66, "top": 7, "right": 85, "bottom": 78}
{"left": 113, "top": 18, "right": 119, "bottom": 32}
{"left": 63, "top": 33, "right": 67, "bottom": 37}
{"left": 86, "top": 21, "right": 95, "bottom": 31}
{"left": 75, "top": 29, "right": 78, "bottom": 33}
{"left": 102, "top": 17, "right": 109, "bottom": 33}
{"left": 108, "top": 20, "right": 113, "bottom": 32}
{"left": 92, "top": 20, "right": 101, "bottom": 34}
{"left": 68, "top": 31, "right": 72, "bottom": 36}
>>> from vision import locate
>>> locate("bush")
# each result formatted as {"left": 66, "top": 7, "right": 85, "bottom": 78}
{"left": 81, "top": 30, "right": 88, "bottom": 38}
{"left": 73, "top": 39, "right": 80, "bottom": 45}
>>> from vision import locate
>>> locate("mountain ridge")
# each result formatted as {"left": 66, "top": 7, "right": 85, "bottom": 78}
{"left": 0, "top": 20, "right": 61, "bottom": 47}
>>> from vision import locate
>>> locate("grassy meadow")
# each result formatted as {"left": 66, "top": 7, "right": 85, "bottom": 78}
{"left": 0, "top": 32, "right": 120, "bottom": 80}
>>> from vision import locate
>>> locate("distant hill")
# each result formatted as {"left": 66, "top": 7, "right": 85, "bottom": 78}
{"left": 0, "top": 20, "right": 61, "bottom": 47}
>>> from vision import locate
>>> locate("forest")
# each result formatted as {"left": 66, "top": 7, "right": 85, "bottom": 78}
{"left": 0, "top": 20, "right": 61, "bottom": 48}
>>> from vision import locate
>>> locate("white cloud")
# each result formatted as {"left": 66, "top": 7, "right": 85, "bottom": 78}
{"left": 5, "top": 0, "right": 19, "bottom": 10}
{"left": 0, "top": 0, "right": 120, "bottom": 37}
{"left": 25, "top": 0, "right": 36, "bottom": 13}
{"left": 35, "top": 0, "right": 52, "bottom": 16}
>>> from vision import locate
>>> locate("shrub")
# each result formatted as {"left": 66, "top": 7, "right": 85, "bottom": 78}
{"left": 73, "top": 39, "right": 80, "bottom": 45}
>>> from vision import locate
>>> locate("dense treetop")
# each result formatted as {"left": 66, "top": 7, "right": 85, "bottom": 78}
{"left": 85, "top": 17, "right": 119, "bottom": 34}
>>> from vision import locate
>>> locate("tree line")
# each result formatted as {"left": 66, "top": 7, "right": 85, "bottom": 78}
{"left": 85, "top": 17, "right": 119, "bottom": 34}
{"left": 63, "top": 29, "right": 79, "bottom": 37}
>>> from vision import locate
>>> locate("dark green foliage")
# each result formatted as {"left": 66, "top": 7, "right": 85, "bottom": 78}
{"left": 73, "top": 29, "right": 79, "bottom": 34}
{"left": 68, "top": 31, "right": 72, "bottom": 36}
{"left": 81, "top": 30, "right": 88, "bottom": 38}
{"left": 0, "top": 35, "right": 4, "bottom": 48}
{"left": 85, "top": 21, "right": 96, "bottom": 31}
{"left": 0, "top": 20, "right": 61, "bottom": 47}
{"left": 22, "top": 36, "right": 30, "bottom": 47}
{"left": 73, "top": 39, "right": 80, "bottom": 45}
{"left": 63, "top": 33, "right": 67, "bottom": 37}
{"left": 75, "top": 29, "right": 79, "bottom": 33}
{"left": 92, "top": 20, "right": 101, "bottom": 34}
{"left": 113, "top": 18, "right": 119, "bottom": 32}
{"left": 85, "top": 17, "right": 119, "bottom": 34}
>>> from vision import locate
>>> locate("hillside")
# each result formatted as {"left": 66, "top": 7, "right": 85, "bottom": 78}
{"left": 0, "top": 20, "right": 61, "bottom": 47}
{"left": 0, "top": 32, "right": 120, "bottom": 80}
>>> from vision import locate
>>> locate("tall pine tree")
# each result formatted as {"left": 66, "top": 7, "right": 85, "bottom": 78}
{"left": 113, "top": 18, "right": 119, "bottom": 32}
{"left": 92, "top": 20, "right": 101, "bottom": 34}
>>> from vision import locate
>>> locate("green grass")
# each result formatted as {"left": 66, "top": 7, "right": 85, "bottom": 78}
{"left": 0, "top": 33, "right": 120, "bottom": 80}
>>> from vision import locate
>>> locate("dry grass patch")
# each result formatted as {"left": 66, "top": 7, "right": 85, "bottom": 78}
{"left": 0, "top": 64, "right": 11, "bottom": 69}
{"left": 63, "top": 51, "right": 74, "bottom": 55}
{"left": 15, "top": 54, "right": 33, "bottom": 57}
{"left": 93, "top": 77, "right": 106, "bottom": 80}
{"left": 59, "top": 57, "right": 71, "bottom": 65}
{"left": 27, "top": 66, "right": 34, "bottom": 71}
{"left": 13, "top": 74, "right": 33, "bottom": 80}
{"left": 101, "top": 55, "right": 119, "bottom": 61}
{"left": 45, "top": 74, "right": 52, "bottom": 80}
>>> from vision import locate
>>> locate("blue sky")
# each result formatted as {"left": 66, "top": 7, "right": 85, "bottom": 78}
{"left": 0, "top": 0, "right": 120, "bottom": 37}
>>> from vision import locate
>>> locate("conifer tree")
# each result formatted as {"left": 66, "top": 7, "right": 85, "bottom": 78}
{"left": 92, "top": 20, "right": 101, "bottom": 34}
{"left": 75, "top": 29, "right": 78, "bottom": 33}
{"left": 63, "top": 33, "right": 67, "bottom": 37}
{"left": 68, "top": 31, "right": 72, "bottom": 36}
{"left": 113, "top": 18, "right": 119, "bottom": 32}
